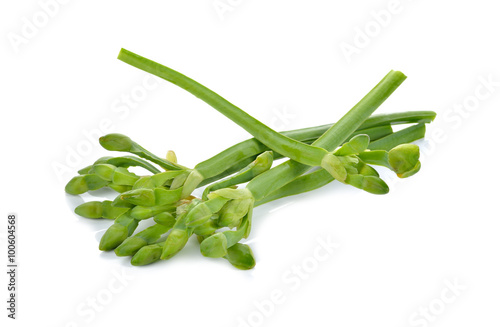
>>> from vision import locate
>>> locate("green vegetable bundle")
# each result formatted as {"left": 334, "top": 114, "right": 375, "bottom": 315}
{"left": 65, "top": 49, "right": 436, "bottom": 269}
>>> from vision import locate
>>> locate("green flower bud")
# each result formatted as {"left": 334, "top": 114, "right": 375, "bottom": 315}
{"left": 65, "top": 176, "right": 88, "bottom": 195}
{"left": 186, "top": 195, "right": 229, "bottom": 227}
{"left": 218, "top": 199, "right": 252, "bottom": 228}
{"left": 166, "top": 150, "right": 177, "bottom": 163}
{"left": 131, "top": 243, "right": 163, "bottom": 266}
{"left": 170, "top": 172, "right": 189, "bottom": 190}
{"left": 161, "top": 229, "right": 190, "bottom": 260}
{"left": 225, "top": 243, "right": 256, "bottom": 270}
{"left": 65, "top": 174, "right": 108, "bottom": 195}
{"left": 321, "top": 153, "right": 347, "bottom": 182}
{"left": 252, "top": 151, "right": 274, "bottom": 173}
{"left": 99, "top": 224, "right": 129, "bottom": 251}
{"left": 193, "top": 219, "right": 218, "bottom": 237}
{"left": 345, "top": 174, "right": 389, "bottom": 194}
{"left": 121, "top": 188, "right": 155, "bottom": 206}
{"left": 93, "top": 164, "right": 116, "bottom": 181}
{"left": 398, "top": 161, "right": 421, "bottom": 178}
{"left": 355, "top": 161, "right": 379, "bottom": 177}
{"left": 115, "top": 237, "right": 148, "bottom": 257}
{"left": 185, "top": 202, "right": 213, "bottom": 227}
{"left": 129, "top": 206, "right": 155, "bottom": 220}
{"left": 99, "top": 133, "right": 134, "bottom": 152}
{"left": 200, "top": 233, "right": 228, "bottom": 258}
{"left": 181, "top": 169, "right": 204, "bottom": 198}
{"left": 334, "top": 134, "right": 370, "bottom": 156}
{"left": 74, "top": 201, "right": 103, "bottom": 219}
{"left": 112, "top": 167, "right": 140, "bottom": 186}
{"left": 388, "top": 144, "right": 420, "bottom": 178}
{"left": 338, "top": 155, "right": 359, "bottom": 175}
{"left": 153, "top": 212, "right": 176, "bottom": 228}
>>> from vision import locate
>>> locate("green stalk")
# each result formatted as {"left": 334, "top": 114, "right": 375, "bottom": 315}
{"left": 196, "top": 124, "right": 394, "bottom": 187}
{"left": 118, "top": 49, "right": 328, "bottom": 166}
{"left": 255, "top": 123, "right": 427, "bottom": 205}
{"left": 247, "top": 71, "right": 406, "bottom": 200}
{"left": 117, "top": 49, "right": 406, "bottom": 184}
{"left": 117, "top": 49, "right": 435, "bottom": 199}
{"left": 197, "top": 111, "right": 433, "bottom": 181}
{"left": 358, "top": 111, "right": 436, "bottom": 130}
{"left": 75, "top": 109, "right": 432, "bottom": 198}
{"left": 368, "top": 123, "right": 426, "bottom": 151}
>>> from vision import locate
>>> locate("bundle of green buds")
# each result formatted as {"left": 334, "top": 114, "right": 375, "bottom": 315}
{"left": 65, "top": 49, "right": 436, "bottom": 269}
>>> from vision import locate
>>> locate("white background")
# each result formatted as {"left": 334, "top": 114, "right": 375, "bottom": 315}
{"left": 1, "top": 1, "right": 499, "bottom": 326}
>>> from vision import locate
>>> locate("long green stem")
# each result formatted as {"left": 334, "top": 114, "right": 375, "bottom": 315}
{"left": 197, "top": 124, "right": 394, "bottom": 187}
{"left": 255, "top": 123, "right": 427, "bottom": 205}
{"left": 358, "top": 111, "right": 436, "bottom": 130}
{"left": 247, "top": 71, "right": 406, "bottom": 200}
{"left": 368, "top": 123, "right": 426, "bottom": 151}
{"left": 117, "top": 49, "right": 406, "bottom": 175}
{"left": 118, "top": 48, "right": 328, "bottom": 166}
{"left": 197, "top": 110, "right": 435, "bottom": 187}
{"left": 313, "top": 71, "right": 406, "bottom": 149}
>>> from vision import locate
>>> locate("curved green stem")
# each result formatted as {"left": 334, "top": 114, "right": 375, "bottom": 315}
{"left": 118, "top": 48, "right": 329, "bottom": 166}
